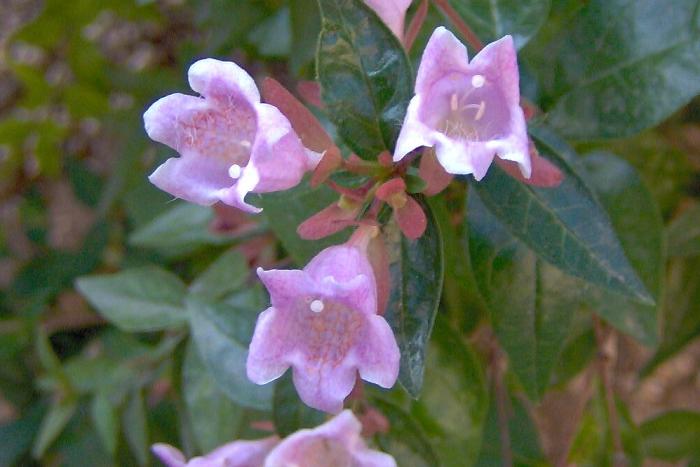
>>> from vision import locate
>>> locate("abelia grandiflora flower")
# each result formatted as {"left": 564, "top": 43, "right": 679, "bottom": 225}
{"left": 144, "top": 58, "right": 319, "bottom": 213}
{"left": 264, "top": 410, "right": 396, "bottom": 467}
{"left": 394, "top": 27, "right": 531, "bottom": 181}
{"left": 152, "top": 436, "right": 278, "bottom": 467}
{"left": 246, "top": 227, "right": 400, "bottom": 413}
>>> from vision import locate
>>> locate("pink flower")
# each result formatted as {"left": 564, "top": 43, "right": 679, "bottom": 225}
{"left": 144, "top": 59, "right": 320, "bottom": 213}
{"left": 264, "top": 410, "right": 396, "bottom": 467}
{"left": 246, "top": 228, "right": 400, "bottom": 413}
{"left": 364, "top": 0, "right": 412, "bottom": 40}
{"left": 393, "top": 27, "right": 531, "bottom": 181}
{"left": 152, "top": 436, "right": 278, "bottom": 467}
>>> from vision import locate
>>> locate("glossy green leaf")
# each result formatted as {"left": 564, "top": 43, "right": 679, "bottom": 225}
{"left": 272, "top": 372, "right": 325, "bottom": 437}
{"left": 256, "top": 181, "right": 349, "bottom": 265}
{"left": 187, "top": 298, "right": 272, "bottom": 410}
{"left": 472, "top": 125, "right": 652, "bottom": 305}
{"left": 667, "top": 203, "right": 700, "bottom": 258}
{"left": 122, "top": 389, "right": 149, "bottom": 466}
{"left": 189, "top": 248, "right": 249, "bottom": 300}
{"left": 468, "top": 190, "right": 579, "bottom": 398}
{"left": 90, "top": 391, "right": 119, "bottom": 456}
{"left": 579, "top": 151, "right": 663, "bottom": 346}
{"left": 415, "top": 320, "right": 489, "bottom": 466}
{"left": 537, "top": 0, "right": 700, "bottom": 140}
{"left": 76, "top": 266, "right": 188, "bottom": 332}
{"left": 640, "top": 411, "right": 700, "bottom": 462}
{"left": 384, "top": 197, "right": 444, "bottom": 398}
{"left": 182, "top": 342, "right": 245, "bottom": 453}
{"left": 450, "top": 0, "right": 551, "bottom": 49}
{"left": 317, "top": 0, "right": 412, "bottom": 159}
{"left": 32, "top": 396, "right": 78, "bottom": 459}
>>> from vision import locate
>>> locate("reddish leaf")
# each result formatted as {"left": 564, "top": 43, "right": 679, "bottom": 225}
{"left": 262, "top": 78, "right": 332, "bottom": 152}
{"left": 419, "top": 149, "right": 453, "bottom": 196}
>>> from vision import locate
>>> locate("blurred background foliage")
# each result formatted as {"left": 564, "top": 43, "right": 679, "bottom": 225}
{"left": 0, "top": 0, "right": 699, "bottom": 466}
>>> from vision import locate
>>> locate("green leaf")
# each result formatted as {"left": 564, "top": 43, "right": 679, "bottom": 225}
{"left": 182, "top": 342, "right": 245, "bottom": 453}
{"left": 189, "top": 248, "right": 249, "bottom": 300}
{"left": 316, "top": 0, "right": 412, "bottom": 159}
{"left": 187, "top": 298, "right": 273, "bottom": 410}
{"left": 76, "top": 266, "right": 188, "bottom": 332}
{"left": 129, "top": 203, "right": 227, "bottom": 255}
{"left": 122, "top": 389, "right": 149, "bottom": 466}
{"left": 374, "top": 399, "right": 441, "bottom": 467}
{"left": 272, "top": 372, "right": 325, "bottom": 437}
{"left": 256, "top": 181, "right": 349, "bottom": 265}
{"left": 32, "top": 396, "right": 78, "bottom": 459}
{"left": 536, "top": 0, "right": 700, "bottom": 140}
{"left": 384, "top": 196, "right": 444, "bottom": 398}
{"left": 450, "top": 0, "right": 551, "bottom": 49}
{"left": 248, "top": 6, "right": 291, "bottom": 57}
{"left": 415, "top": 320, "right": 489, "bottom": 466}
{"left": 0, "top": 404, "right": 44, "bottom": 466}
{"left": 640, "top": 410, "right": 700, "bottom": 462}
{"left": 579, "top": 151, "right": 663, "bottom": 346}
{"left": 468, "top": 190, "right": 579, "bottom": 398}
{"left": 90, "top": 391, "right": 119, "bottom": 455}
{"left": 475, "top": 395, "right": 546, "bottom": 466}
{"left": 472, "top": 125, "right": 652, "bottom": 305}
{"left": 667, "top": 203, "right": 700, "bottom": 258}
{"left": 643, "top": 256, "right": 700, "bottom": 374}
{"left": 290, "top": 0, "right": 321, "bottom": 74}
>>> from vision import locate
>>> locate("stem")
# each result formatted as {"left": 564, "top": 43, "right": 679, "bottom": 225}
{"left": 491, "top": 346, "right": 513, "bottom": 467}
{"left": 432, "top": 0, "right": 484, "bottom": 51}
{"left": 593, "top": 316, "right": 626, "bottom": 467}
{"left": 405, "top": 0, "right": 429, "bottom": 51}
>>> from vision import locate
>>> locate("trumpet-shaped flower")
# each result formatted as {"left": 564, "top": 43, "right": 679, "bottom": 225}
{"left": 152, "top": 436, "right": 278, "bottom": 467}
{"left": 264, "top": 410, "right": 396, "bottom": 467}
{"left": 364, "top": 0, "right": 412, "bottom": 40}
{"left": 247, "top": 229, "right": 400, "bottom": 413}
{"left": 394, "top": 27, "right": 531, "bottom": 180}
{"left": 144, "top": 59, "right": 319, "bottom": 213}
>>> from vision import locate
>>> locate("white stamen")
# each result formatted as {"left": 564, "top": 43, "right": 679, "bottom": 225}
{"left": 228, "top": 164, "right": 242, "bottom": 179}
{"left": 475, "top": 100, "right": 486, "bottom": 121}
{"left": 240, "top": 140, "right": 251, "bottom": 148}
{"left": 450, "top": 93, "right": 459, "bottom": 112}
{"left": 310, "top": 299, "right": 324, "bottom": 313}
{"left": 471, "top": 74, "right": 485, "bottom": 88}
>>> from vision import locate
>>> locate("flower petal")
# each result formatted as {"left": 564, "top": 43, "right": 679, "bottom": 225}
{"left": 292, "top": 360, "right": 358, "bottom": 413}
{"left": 393, "top": 96, "right": 434, "bottom": 161}
{"left": 152, "top": 443, "right": 187, "bottom": 467}
{"left": 469, "top": 35, "right": 519, "bottom": 105}
{"left": 188, "top": 437, "right": 278, "bottom": 467}
{"left": 148, "top": 154, "right": 232, "bottom": 205}
{"left": 415, "top": 26, "right": 470, "bottom": 95}
{"left": 247, "top": 307, "right": 293, "bottom": 385}
{"left": 364, "top": 0, "right": 412, "bottom": 39}
{"left": 357, "top": 315, "right": 400, "bottom": 388}
{"left": 188, "top": 58, "right": 260, "bottom": 104}
{"left": 257, "top": 268, "right": 316, "bottom": 308}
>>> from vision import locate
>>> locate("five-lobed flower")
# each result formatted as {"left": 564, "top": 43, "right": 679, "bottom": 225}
{"left": 144, "top": 58, "right": 320, "bottom": 213}
{"left": 394, "top": 27, "right": 531, "bottom": 181}
{"left": 246, "top": 226, "right": 400, "bottom": 413}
